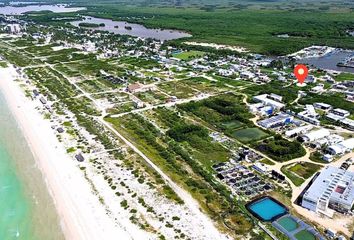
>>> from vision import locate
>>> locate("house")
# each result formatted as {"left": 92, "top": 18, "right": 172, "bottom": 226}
{"left": 297, "top": 105, "right": 320, "bottom": 126}
{"left": 75, "top": 153, "right": 85, "bottom": 162}
{"left": 314, "top": 102, "right": 332, "bottom": 111}
{"left": 327, "top": 108, "right": 350, "bottom": 121}
{"left": 305, "top": 75, "right": 316, "bottom": 83}
{"left": 341, "top": 118, "right": 354, "bottom": 130}
{"left": 127, "top": 83, "right": 142, "bottom": 93}
{"left": 269, "top": 93, "right": 283, "bottom": 102}
{"left": 127, "top": 83, "right": 156, "bottom": 93}
{"left": 330, "top": 108, "right": 350, "bottom": 118}
{"left": 39, "top": 97, "right": 47, "bottom": 105}
{"left": 57, "top": 127, "right": 64, "bottom": 133}
{"left": 133, "top": 99, "right": 144, "bottom": 108}
{"left": 322, "top": 154, "right": 333, "bottom": 162}
{"left": 310, "top": 85, "right": 324, "bottom": 93}
{"left": 32, "top": 89, "right": 39, "bottom": 97}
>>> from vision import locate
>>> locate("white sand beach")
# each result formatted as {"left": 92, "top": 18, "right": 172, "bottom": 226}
{"left": 0, "top": 66, "right": 137, "bottom": 240}
{"left": 184, "top": 41, "right": 248, "bottom": 52}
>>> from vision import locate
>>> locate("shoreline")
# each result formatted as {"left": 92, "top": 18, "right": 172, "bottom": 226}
{"left": 0, "top": 66, "right": 132, "bottom": 239}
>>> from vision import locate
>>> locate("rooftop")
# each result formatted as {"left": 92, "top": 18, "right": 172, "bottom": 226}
{"left": 303, "top": 166, "right": 354, "bottom": 207}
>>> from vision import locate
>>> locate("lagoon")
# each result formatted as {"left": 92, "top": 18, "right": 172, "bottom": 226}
{"left": 300, "top": 50, "right": 354, "bottom": 73}
{"left": 71, "top": 16, "right": 191, "bottom": 41}
{"left": 0, "top": 4, "right": 85, "bottom": 15}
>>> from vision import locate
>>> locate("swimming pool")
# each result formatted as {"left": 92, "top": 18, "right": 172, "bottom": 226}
{"left": 246, "top": 197, "right": 287, "bottom": 221}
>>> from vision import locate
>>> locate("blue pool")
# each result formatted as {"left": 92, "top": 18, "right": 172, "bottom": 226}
{"left": 247, "top": 197, "right": 287, "bottom": 221}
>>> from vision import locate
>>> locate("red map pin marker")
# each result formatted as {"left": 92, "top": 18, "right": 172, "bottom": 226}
{"left": 294, "top": 64, "right": 308, "bottom": 84}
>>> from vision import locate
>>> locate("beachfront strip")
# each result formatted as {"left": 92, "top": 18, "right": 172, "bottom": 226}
{"left": 0, "top": 12, "right": 353, "bottom": 240}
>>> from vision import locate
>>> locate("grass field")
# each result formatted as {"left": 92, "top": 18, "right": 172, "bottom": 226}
{"left": 294, "top": 230, "right": 316, "bottom": 240}
{"left": 289, "top": 162, "right": 321, "bottom": 179}
{"left": 172, "top": 50, "right": 205, "bottom": 60}
{"left": 221, "top": 120, "right": 244, "bottom": 130}
{"left": 282, "top": 162, "right": 322, "bottom": 186}
{"left": 335, "top": 72, "right": 354, "bottom": 82}
{"left": 233, "top": 127, "right": 268, "bottom": 142}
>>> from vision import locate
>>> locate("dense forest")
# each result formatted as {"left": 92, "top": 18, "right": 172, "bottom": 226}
{"left": 8, "top": 0, "right": 354, "bottom": 54}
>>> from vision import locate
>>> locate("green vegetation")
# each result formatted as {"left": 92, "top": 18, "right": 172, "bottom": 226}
{"left": 243, "top": 81, "right": 298, "bottom": 103}
{"left": 78, "top": 22, "right": 105, "bottom": 28}
{"left": 294, "top": 230, "right": 316, "bottom": 240}
{"left": 260, "top": 158, "right": 275, "bottom": 166}
{"left": 25, "top": 67, "right": 100, "bottom": 116}
{"left": 256, "top": 136, "right": 306, "bottom": 162}
{"left": 334, "top": 72, "right": 354, "bottom": 82}
{"left": 233, "top": 128, "right": 269, "bottom": 142}
{"left": 172, "top": 50, "right": 205, "bottom": 60}
{"left": 281, "top": 162, "right": 321, "bottom": 186}
{"left": 299, "top": 92, "right": 354, "bottom": 114}
{"left": 180, "top": 93, "right": 253, "bottom": 130}
{"left": 309, "top": 151, "right": 328, "bottom": 164}
{"left": 0, "top": 61, "right": 7, "bottom": 68}
{"left": 180, "top": 94, "right": 305, "bottom": 161}
{"left": 105, "top": 112, "right": 253, "bottom": 236}
{"left": 79, "top": 3, "right": 354, "bottom": 55}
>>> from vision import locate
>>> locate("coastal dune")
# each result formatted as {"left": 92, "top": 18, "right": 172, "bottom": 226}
{"left": 0, "top": 66, "right": 134, "bottom": 239}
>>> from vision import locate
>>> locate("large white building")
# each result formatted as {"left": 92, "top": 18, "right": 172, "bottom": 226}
{"left": 253, "top": 94, "right": 285, "bottom": 110}
{"left": 302, "top": 166, "right": 354, "bottom": 216}
{"left": 299, "top": 129, "right": 330, "bottom": 142}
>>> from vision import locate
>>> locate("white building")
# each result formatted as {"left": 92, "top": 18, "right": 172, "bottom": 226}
{"left": 253, "top": 94, "right": 285, "bottom": 110}
{"left": 6, "top": 23, "right": 22, "bottom": 34}
{"left": 300, "top": 129, "right": 330, "bottom": 142}
{"left": 341, "top": 118, "right": 354, "bottom": 130}
{"left": 332, "top": 108, "right": 350, "bottom": 117}
{"left": 252, "top": 162, "right": 269, "bottom": 174}
{"left": 301, "top": 166, "right": 354, "bottom": 216}
{"left": 285, "top": 125, "right": 313, "bottom": 138}
{"left": 314, "top": 102, "right": 332, "bottom": 111}
{"left": 327, "top": 138, "right": 354, "bottom": 155}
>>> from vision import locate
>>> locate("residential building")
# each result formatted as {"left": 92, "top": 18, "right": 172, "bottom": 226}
{"left": 314, "top": 102, "right": 332, "bottom": 111}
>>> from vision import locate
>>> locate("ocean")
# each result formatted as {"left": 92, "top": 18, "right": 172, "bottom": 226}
{"left": 0, "top": 92, "right": 64, "bottom": 240}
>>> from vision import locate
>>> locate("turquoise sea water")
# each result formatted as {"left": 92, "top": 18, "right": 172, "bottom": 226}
{"left": 0, "top": 91, "right": 64, "bottom": 240}
{"left": 0, "top": 146, "right": 31, "bottom": 239}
